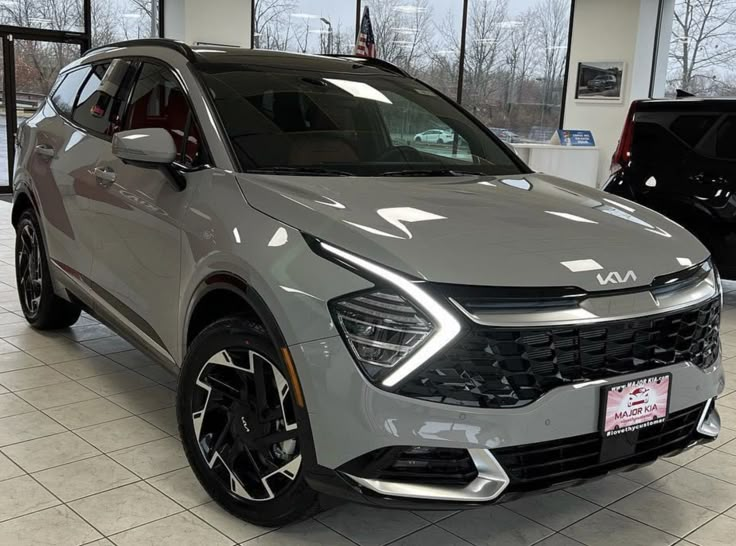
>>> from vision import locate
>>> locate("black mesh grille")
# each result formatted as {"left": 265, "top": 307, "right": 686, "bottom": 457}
{"left": 398, "top": 297, "right": 720, "bottom": 408}
{"left": 494, "top": 403, "right": 705, "bottom": 491}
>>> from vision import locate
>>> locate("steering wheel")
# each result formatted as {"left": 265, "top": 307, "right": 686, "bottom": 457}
{"left": 376, "top": 145, "right": 425, "bottom": 162}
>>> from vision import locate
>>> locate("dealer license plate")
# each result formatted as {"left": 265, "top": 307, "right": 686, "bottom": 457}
{"left": 600, "top": 373, "right": 671, "bottom": 437}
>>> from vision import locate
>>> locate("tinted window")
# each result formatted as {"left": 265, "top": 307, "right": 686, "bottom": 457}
{"left": 125, "top": 63, "right": 202, "bottom": 167}
{"left": 670, "top": 115, "right": 718, "bottom": 148}
{"left": 633, "top": 121, "right": 689, "bottom": 166}
{"left": 50, "top": 67, "right": 90, "bottom": 115}
{"left": 77, "top": 63, "right": 108, "bottom": 105}
{"left": 716, "top": 117, "right": 736, "bottom": 160}
{"left": 198, "top": 64, "right": 521, "bottom": 177}
{"left": 73, "top": 59, "right": 137, "bottom": 136}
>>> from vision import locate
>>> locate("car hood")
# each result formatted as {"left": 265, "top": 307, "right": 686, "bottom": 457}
{"left": 235, "top": 172, "right": 709, "bottom": 291}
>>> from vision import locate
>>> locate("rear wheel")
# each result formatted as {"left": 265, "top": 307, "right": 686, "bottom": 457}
{"left": 15, "top": 209, "right": 81, "bottom": 329}
{"left": 178, "top": 317, "right": 319, "bottom": 526}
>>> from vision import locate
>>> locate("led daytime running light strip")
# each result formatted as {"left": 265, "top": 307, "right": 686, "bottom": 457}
{"left": 321, "top": 242, "right": 462, "bottom": 387}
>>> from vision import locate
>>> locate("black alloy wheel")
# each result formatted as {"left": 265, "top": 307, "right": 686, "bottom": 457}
{"left": 16, "top": 220, "right": 42, "bottom": 317}
{"left": 179, "top": 318, "right": 318, "bottom": 526}
{"left": 14, "top": 209, "right": 81, "bottom": 329}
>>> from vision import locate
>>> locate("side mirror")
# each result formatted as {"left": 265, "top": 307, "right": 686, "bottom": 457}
{"left": 112, "top": 128, "right": 177, "bottom": 165}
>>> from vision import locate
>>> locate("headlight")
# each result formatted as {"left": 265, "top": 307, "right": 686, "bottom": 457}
{"left": 332, "top": 290, "right": 432, "bottom": 379}
{"left": 316, "top": 241, "right": 463, "bottom": 388}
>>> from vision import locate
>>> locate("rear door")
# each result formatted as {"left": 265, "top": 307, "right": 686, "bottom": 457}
{"left": 88, "top": 61, "right": 205, "bottom": 362}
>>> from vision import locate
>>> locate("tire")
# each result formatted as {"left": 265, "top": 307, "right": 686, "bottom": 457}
{"left": 437, "top": 139, "right": 444, "bottom": 144}
{"left": 177, "top": 317, "right": 319, "bottom": 527}
{"left": 15, "top": 209, "right": 81, "bottom": 329}
{"left": 415, "top": 136, "right": 421, "bottom": 142}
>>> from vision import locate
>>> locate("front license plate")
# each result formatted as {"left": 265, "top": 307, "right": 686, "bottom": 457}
{"left": 600, "top": 373, "right": 671, "bottom": 437}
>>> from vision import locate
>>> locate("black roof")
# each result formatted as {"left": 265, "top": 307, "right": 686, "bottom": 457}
{"left": 635, "top": 97, "right": 736, "bottom": 112}
{"left": 87, "top": 38, "right": 408, "bottom": 77}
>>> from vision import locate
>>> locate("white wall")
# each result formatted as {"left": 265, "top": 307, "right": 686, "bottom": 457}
{"left": 163, "top": 0, "right": 251, "bottom": 48}
{"left": 562, "top": 0, "right": 661, "bottom": 187}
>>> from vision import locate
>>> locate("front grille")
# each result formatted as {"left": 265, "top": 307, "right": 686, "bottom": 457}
{"left": 493, "top": 403, "right": 705, "bottom": 491}
{"left": 398, "top": 296, "right": 720, "bottom": 408}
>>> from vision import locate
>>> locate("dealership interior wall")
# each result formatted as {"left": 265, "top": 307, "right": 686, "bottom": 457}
{"left": 162, "top": 0, "right": 684, "bottom": 188}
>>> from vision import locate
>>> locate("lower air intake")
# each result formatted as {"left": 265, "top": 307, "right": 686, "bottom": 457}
{"left": 338, "top": 446, "right": 478, "bottom": 486}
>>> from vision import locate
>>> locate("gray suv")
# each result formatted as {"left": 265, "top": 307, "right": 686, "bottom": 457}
{"left": 12, "top": 39, "right": 724, "bottom": 526}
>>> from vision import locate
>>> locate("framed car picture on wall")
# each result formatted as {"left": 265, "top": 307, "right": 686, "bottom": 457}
{"left": 575, "top": 61, "right": 625, "bottom": 101}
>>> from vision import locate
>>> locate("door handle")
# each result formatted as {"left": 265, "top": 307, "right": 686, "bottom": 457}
{"left": 94, "top": 166, "right": 117, "bottom": 186}
{"left": 35, "top": 144, "right": 55, "bottom": 158}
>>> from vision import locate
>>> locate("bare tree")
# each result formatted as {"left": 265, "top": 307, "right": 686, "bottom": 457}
{"left": 127, "top": 0, "right": 158, "bottom": 38}
{"left": 91, "top": 0, "right": 124, "bottom": 48}
{"left": 460, "top": 0, "right": 509, "bottom": 117}
{"left": 253, "top": 0, "right": 297, "bottom": 50}
{"left": 668, "top": 0, "right": 736, "bottom": 94}
{"left": 0, "top": 0, "right": 124, "bottom": 93}
{"left": 369, "top": 0, "right": 433, "bottom": 72}
{"left": 531, "top": 0, "right": 569, "bottom": 109}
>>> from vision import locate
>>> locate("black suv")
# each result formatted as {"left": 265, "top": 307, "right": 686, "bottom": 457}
{"left": 605, "top": 98, "right": 736, "bottom": 278}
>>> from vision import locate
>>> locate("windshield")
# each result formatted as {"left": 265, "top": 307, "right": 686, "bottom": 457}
{"left": 196, "top": 63, "right": 525, "bottom": 177}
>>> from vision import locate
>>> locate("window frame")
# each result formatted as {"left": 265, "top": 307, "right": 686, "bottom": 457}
{"left": 48, "top": 55, "right": 213, "bottom": 168}
{"left": 49, "top": 65, "right": 91, "bottom": 116}
{"left": 70, "top": 60, "right": 124, "bottom": 138}
{"left": 125, "top": 59, "right": 210, "bottom": 168}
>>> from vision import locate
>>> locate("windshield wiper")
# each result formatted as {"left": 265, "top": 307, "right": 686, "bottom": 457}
{"left": 245, "top": 167, "right": 353, "bottom": 177}
{"left": 379, "top": 169, "right": 486, "bottom": 177}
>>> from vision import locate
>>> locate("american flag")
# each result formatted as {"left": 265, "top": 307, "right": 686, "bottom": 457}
{"left": 354, "top": 7, "right": 376, "bottom": 58}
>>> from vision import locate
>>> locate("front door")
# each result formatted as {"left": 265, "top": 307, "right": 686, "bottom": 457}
{"left": 89, "top": 61, "right": 204, "bottom": 363}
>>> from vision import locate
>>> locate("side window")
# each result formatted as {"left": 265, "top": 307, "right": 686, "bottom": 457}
{"left": 50, "top": 67, "right": 90, "bottom": 116}
{"left": 125, "top": 63, "right": 202, "bottom": 167}
{"left": 73, "top": 59, "right": 137, "bottom": 136}
{"left": 715, "top": 117, "right": 736, "bottom": 160}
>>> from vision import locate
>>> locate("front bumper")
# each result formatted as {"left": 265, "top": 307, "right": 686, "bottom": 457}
{"left": 292, "top": 336, "right": 725, "bottom": 507}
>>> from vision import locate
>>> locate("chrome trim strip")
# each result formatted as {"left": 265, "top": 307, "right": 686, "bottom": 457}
{"left": 451, "top": 269, "right": 718, "bottom": 327}
{"left": 343, "top": 448, "right": 509, "bottom": 502}
{"left": 696, "top": 398, "right": 720, "bottom": 438}
{"left": 52, "top": 263, "right": 176, "bottom": 364}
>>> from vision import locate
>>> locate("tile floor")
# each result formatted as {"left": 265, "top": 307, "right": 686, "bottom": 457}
{"left": 1, "top": 199, "right": 736, "bottom": 545}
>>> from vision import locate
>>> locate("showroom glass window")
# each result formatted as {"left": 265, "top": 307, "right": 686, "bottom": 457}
{"left": 360, "top": 0, "right": 463, "bottom": 99}
{"left": 660, "top": 0, "right": 736, "bottom": 97}
{"left": 463, "top": 0, "right": 571, "bottom": 143}
{"left": 253, "top": 0, "right": 356, "bottom": 54}
{"left": 92, "top": 0, "right": 159, "bottom": 48}
{"left": 0, "top": 0, "right": 83, "bottom": 31}
{"left": 251, "top": 0, "right": 574, "bottom": 141}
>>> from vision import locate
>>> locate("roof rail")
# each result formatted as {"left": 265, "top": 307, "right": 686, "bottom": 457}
{"left": 85, "top": 38, "right": 198, "bottom": 63}
{"left": 321, "top": 54, "right": 410, "bottom": 77}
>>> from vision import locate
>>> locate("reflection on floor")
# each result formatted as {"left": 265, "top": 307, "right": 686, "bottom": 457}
{"left": 0, "top": 199, "right": 734, "bottom": 545}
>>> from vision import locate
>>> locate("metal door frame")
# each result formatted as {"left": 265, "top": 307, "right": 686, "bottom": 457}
{"left": 0, "top": 0, "right": 91, "bottom": 193}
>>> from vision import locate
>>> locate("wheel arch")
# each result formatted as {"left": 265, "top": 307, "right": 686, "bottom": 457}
{"left": 182, "top": 271, "right": 319, "bottom": 472}
{"left": 11, "top": 189, "right": 37, "bottom": 227}
{"left": 184, "top": 272, "right": 289, "bottom": 353}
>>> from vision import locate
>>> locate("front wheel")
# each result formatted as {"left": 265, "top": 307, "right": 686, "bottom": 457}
{"left": 177, "top": 317, "right": 319, "bottom": 526}
{"left": 15, "top": 209, "right": 81, "bottom": 329}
